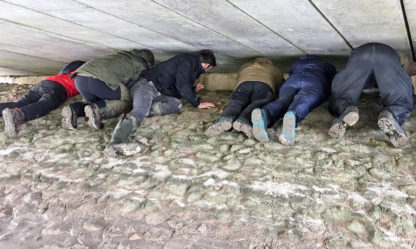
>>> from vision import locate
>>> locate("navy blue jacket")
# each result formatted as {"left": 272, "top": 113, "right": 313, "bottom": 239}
{"left": 289, "top": 55, "right": 336, "bottom": 88}
{"left": 141, "top": 53, "right": 205, "bottom": 107}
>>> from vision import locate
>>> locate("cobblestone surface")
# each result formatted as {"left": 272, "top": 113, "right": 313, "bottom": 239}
{"left": 0, "top": 84, "right": 415, "bottom": 249}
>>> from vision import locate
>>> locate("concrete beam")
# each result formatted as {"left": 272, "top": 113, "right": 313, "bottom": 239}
{"left": 0, "top": 50, "right": 64, "bottom": 74}
{"left": 154, "top": 0, "right": 302, "bottom": 56}
{"left": 404, "top": 0, "right": 416, "bottom": 58}
{"left": 312, "top": 0, "right": 410, "bottom": 51}
{"left": 228, "top": 0, "right": 351, "bottom": 55}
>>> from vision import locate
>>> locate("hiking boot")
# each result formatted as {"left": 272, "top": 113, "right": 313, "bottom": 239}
{"left": 378, "top": 110, "right": 409, "bottom": 148}
{"left": 205, "top": 117, "right": 232, "bottom": 137}
{"left": 251, "top": 108, "right": 270, "bottom": 142}
{"left": 109, "top": 114, "right": 138, "bottom": 145}
{"left": 279, "top": 111, "right": 296, "bottom": 146}
{"left": 85, "top": 103, "right": 103, "bottom": 129}
{"left": 232, "top": 119, "right": 253, "bottom": 138}
{"left": 2, "top": 108, "right": 25, "bottom": 138}
{"left": 62, "top": 105, "right": 78, "bottom": 130}
{"left": 328, "top": 106, "right": 359, "bottom": 138}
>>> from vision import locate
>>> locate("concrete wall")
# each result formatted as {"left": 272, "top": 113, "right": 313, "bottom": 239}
{"left": 0, "top": 0, "right": 415, "bottom": 75}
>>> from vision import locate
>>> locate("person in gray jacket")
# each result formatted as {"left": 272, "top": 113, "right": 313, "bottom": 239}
{"left": 329, "top": 42, "right": 415, "bottom": 148}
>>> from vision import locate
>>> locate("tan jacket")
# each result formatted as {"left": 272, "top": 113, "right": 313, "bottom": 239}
{"left": 398, "top": 51, "right": 416, "bottom": 93}
{"left": 234, "top": 58, "right": 284, "bottom": 93}
{"left": 412, "top": 76, "right": 416, "bottom": 92}
{"left": 399, "top": 51, "right": 413, "bottom": 76}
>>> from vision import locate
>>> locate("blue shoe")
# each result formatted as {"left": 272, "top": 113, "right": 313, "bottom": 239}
{"left": 251, "top": 108, "right": 269, "bottom": 142}
{"left": 279, "top": 111, "right": 296, "bottom": 145}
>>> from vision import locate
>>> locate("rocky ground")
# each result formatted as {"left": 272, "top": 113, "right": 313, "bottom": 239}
{"left": 0, "top": 83, "right": 415, "bottom": 249}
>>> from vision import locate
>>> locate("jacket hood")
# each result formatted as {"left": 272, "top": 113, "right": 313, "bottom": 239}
{"left": 130, "top": 49, "right": 155, "bottom": 66}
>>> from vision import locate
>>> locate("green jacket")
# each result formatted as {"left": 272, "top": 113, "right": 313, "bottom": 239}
{"left": 74, "top": 50, "right": 149, "bottom": 90}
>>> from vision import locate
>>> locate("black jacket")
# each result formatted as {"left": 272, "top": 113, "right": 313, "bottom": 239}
{"left": 142, "top": 53, "right": 204, "bottom": 107}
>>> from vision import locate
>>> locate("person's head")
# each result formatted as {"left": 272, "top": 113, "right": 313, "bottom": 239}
{"left": 130, "top": 49, "right": 155, "bottom": 67}
{"left": 412, "top": 61, "right": 416, "bottom": 76}
{"left": 198, "top": 49, "right": 216, "bottom": 71}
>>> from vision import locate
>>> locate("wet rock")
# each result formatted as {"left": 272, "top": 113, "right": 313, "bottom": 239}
{"left": 221, "top": 157, "right": 241, "bottom": 171}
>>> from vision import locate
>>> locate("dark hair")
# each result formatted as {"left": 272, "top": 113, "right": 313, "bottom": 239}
{"left": 198, "top": 49, "right": 216, "bottom": 67}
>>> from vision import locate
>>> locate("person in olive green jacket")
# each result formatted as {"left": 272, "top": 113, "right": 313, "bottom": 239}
{"left": 206, "top": 57, "right": 283, "bottom": 138}
{"left": 61, "top": 49, "right": 154, "bottom": 130}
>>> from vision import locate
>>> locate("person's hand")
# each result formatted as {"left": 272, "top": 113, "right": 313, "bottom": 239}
{"left": 195, "top": 83, "right": 205, "bottom": 92}
{"left": 198, "top": 102, "right": 215, "bottom": 109}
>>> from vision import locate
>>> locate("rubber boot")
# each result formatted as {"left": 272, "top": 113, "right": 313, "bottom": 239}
{"left": 85, "top": 100, "right": 132, "bottom": 129}
{"left": 108, "top": 114, "right": 138, "bottom": 145}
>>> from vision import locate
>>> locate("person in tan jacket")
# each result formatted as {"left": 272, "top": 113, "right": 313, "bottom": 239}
{"left": 206, "top": 57, "right": 283, "bottom": 138}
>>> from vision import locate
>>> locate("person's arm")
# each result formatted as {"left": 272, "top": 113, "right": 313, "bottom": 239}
{"left": 59, "top": 60, "right": 86, "bottom": 74}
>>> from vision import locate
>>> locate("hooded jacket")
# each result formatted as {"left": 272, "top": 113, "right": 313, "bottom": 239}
{"left": 73, "top": 49, "right": 150, "bottom": 90}
{"left": 234, "top": 58, "right": 283, "bottom": 94}
{"left": 141, "top": 53, "right": 205, "bottom": 107}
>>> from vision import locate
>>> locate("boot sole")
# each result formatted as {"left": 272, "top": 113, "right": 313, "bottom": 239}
{"left": 378, "top": 118, "right": 408, "bottom": 148}
{"left": 3, "top": 109, "right": 19, "bottom": 138}
{"left": 205, "top": 119, "right": 232, "bottom": 137}
{"left": 251, "top": 109, "right": 269, "bottom": 142}
{"left": 61, "top": 106, "right": 76, "bottom": 130}
{"left": 279, "top": 111, "right": 296, "bottom": 145}
{"left": 85, "top": 105, "right": 103, "bottom": 130}
{"left": 328, "top": 111, "right": 359, "bottom": 139}
{"left": 233, "top": 121, "right": 253, "bottom": 138}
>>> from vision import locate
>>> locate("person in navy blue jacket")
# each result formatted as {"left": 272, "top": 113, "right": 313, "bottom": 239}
{"left": 105, "top": 50, "right": 216, "bottom": 156}
{"left": 251, "top": 55, "right": 336, "bottom": 145}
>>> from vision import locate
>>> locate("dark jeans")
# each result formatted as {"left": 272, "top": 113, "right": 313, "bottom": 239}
{"left": 129, "top": 78, "right": 182, "bottom": 123}
{"left": 221, "top": 81, "right": 274, "bottom": 124}
{"left": 330, "top": 42, "right": 414, "bottom": 125}
{"left": 74, "top": 75, "right": 122, "bottom": 108}
{"left": 263, "top": 75, "right": 329, "bottom": 126}
{"left": 0, "top": 80, "right": 66, "bottom": 122}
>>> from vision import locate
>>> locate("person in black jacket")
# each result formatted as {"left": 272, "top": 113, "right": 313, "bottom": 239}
{"left": 105, "top": 50, "right": 216, "bottom": 156}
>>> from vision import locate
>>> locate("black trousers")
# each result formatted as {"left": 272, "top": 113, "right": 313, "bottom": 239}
{"left": 330, "top": 43, "right": 413, "bottom": 125}
{"left": 221, "top": 81, "right": 274, "bottom": 124}
{"left": 74, "top": 75, "right": 122, "bottom": 108}
{"left": 0, "top": 80, "right": 66, "bottom": 122}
